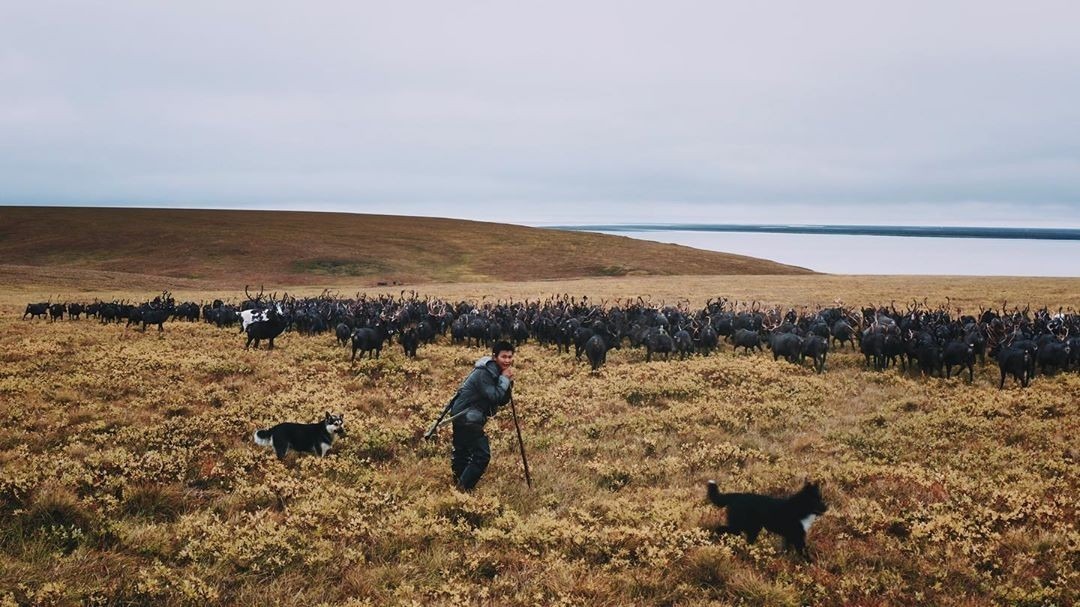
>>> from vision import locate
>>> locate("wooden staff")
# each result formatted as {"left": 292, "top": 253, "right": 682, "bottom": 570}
{"left": 508, "top": 396, "right": 532, "bottom": 488}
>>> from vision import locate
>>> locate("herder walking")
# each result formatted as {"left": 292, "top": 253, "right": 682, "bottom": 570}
{"left": 449, "top": 340, "right": 515, "bottom": 491}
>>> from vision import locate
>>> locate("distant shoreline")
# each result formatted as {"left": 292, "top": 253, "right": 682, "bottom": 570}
{"left": 549, "top": 224, "right": 1080, "bottom": 241}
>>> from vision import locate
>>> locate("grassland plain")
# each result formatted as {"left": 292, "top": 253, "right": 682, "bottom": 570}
{"left": 0, "top": 276, "right": 1078, "bottom": 607}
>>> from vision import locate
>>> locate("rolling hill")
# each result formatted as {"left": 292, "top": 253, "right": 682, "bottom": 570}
{"left": 0, "top": 206, "right": 812, "bottom": 288}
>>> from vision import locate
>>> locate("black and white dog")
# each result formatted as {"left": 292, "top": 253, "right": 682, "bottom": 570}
{"left": 707, "top": 479, "right": 827, "bottom": 561}
{"left": 253, "top": 412, "right": 346, "bottom": 459}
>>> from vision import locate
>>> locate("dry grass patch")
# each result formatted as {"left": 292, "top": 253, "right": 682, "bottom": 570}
{"left": 0, "top": 277, "right": 1077, "bottom": 605}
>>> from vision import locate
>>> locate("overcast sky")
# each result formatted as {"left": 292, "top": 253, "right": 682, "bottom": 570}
{"left": 3, "top": 1, "right": 1079, "bottom": 226}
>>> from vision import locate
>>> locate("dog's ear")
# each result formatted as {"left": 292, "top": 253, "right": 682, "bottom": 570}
{"left": 325, "top": 411, "right": 331, "bottom": 419}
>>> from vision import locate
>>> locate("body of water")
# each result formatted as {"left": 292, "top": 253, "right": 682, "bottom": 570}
{"left": 582, "top": 229, "right": 1080, "bottom": 276}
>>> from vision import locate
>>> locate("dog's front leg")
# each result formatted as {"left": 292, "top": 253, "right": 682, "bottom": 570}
{"left": 787, "top": 534, "right": 812, "bottom": 562}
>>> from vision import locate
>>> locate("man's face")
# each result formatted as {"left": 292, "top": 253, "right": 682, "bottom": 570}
{"left": 495, "top": 349, "right": 514, "bottom": 371}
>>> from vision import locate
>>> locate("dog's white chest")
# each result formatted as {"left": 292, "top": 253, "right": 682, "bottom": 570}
{"left": 319, "top": 442, "right": 332, "bottom": 456}
{"left": 801, "top": 514, "right": 818, "bottom": 532}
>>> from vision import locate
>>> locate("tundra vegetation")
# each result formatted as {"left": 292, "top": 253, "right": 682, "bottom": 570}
{"left": 0, "top": 276, "right": 1078, "bottom": 607}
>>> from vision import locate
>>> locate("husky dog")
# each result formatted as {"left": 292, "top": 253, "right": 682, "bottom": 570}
{"left": 707, "top": 479, "right": 827, "bottom": 560}
{"left": 253, "top": 412, "right": 346, "bottom": 459}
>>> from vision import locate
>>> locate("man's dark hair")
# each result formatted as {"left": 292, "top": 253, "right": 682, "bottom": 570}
{"left": 492, "top": 340, "right": 515, "bottom": 356}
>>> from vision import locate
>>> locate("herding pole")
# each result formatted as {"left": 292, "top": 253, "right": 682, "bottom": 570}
{"left": 508, "top": 395, "right": 532, "bottom": 489}
{"left": 423, "top": 389, "right": 462, "bottom": 441}
{"left": 423, "top": 409, "right": 469, "bottom": 439}
{"left": 422, "top": 402, "right": 454, "bottom": 440}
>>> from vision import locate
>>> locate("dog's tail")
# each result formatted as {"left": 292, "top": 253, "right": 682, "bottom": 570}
{"left": 706, "top": 480, "right": 732, "bottom": 507}
{"left": 253, "top": 429, "right": 273, "bottom": 447}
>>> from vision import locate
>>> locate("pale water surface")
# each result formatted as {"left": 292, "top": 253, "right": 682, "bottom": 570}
{"left": 592, "top": 230, "right": 1080, "bottom": 276}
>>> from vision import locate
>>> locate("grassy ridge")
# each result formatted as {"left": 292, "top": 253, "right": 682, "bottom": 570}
{"left": 0, "top": 280, "right": 1077, "bottom": 606}
{"left": 0, "top": 207, "right": 811, "bottom": 288}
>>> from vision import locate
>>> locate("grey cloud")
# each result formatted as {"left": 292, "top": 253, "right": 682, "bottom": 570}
{"left": 2, "top": 1, "right": 1079, "bottom": 224}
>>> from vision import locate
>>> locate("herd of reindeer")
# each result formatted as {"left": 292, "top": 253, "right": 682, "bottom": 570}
{"left": 20, "top": 288, "right": 1080, "bottom": 389}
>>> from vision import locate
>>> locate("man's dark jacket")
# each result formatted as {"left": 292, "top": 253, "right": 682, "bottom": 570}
{"left": 450, "top": 356, "right": 513, "bottom": 426}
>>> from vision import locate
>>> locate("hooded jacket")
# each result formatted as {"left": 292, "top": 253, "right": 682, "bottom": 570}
{"left": 450, "top": 356, "right": 513, "bottom": 426}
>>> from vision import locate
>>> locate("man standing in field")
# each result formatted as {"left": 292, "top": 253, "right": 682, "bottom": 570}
{"left": 450, "top": 340, "right": 515, "bottom": 491}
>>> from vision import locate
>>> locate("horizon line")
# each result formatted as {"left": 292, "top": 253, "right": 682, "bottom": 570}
{"left": 548, "top": 224, "right": 1080, "bottom": 241}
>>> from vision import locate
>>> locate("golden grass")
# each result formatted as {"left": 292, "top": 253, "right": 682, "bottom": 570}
{"left": 1, "top": 276, "right": 1078, "bottom": 606}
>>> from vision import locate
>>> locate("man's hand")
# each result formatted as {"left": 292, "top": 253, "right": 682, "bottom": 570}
{"left": 501, "top": 367, "right": 515, "bottom": 380}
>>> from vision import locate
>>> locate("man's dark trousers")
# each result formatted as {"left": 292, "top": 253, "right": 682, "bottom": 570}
{"left": 451, "top": 422, "right": 490, "bottom": 490}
